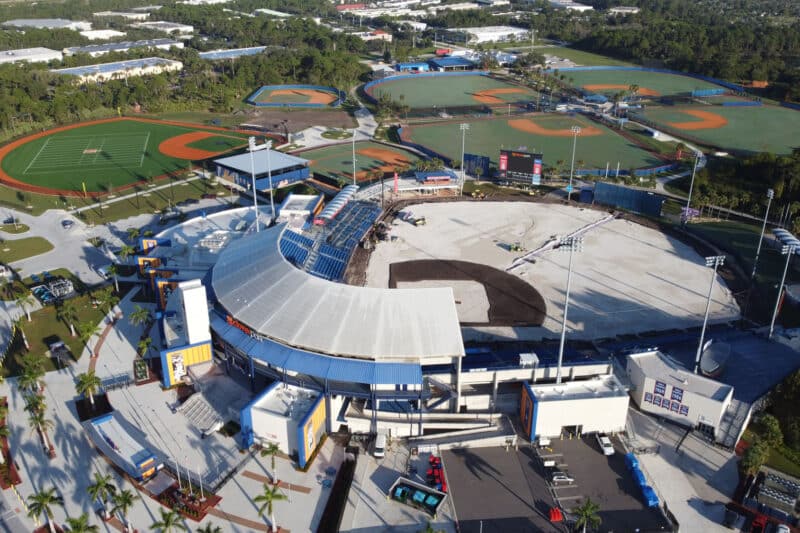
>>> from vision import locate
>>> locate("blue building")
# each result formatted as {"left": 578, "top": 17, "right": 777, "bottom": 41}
{"left": 213, "top": 149, "right": 310, "bottom": 192}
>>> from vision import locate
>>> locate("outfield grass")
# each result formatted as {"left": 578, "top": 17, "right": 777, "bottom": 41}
{"left": 299, "top": 141, "right": 423, "bottom": 180}
{"left": 186, "top": 136, "right": 246, "bottom": 153}
{"left": 402, "top": 114, "right": 662, "bottom": 170}
{"left": 546, "top": 46, "right": 634, "bottom": 67}
{"left": 638, "top": 104, "right": 800, "bottom": 154}
{"left": 366, "top": 74, "right": 537, "bottom": 109}
{"left": 0, "top": 223, "right": 29, "bottom": 234}
{"left": 563, "top": 69, "right": 723, "bottom": 96}
{"left": 0, "top": 236, "right": 53, "bottom": 263}
{"left": 0, "top": 118, "right": 249, "bottom": 193}
{"left": 3, "top": 291, "right": 109, "bottom": 377}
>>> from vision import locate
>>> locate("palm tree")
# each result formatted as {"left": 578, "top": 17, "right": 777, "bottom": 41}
{"left": 111, "top": 488, "right": 138, "bottom": 532}
{"left": 78, "top": 321, "right": 102, "bottom": 356}
{"left": 65, "top": 512, "right": 99, "bottom": 532}
{"left": 0, "top": 425, "right": 10, "bottom": 465}
{"left": 196, "top": 523, "right": 222, "bottom": 533}
{"left": 126, "top": 227, "right": 140, "bottom": 243}
{"left": 18, "top": 365, "right": 44, "bottom": 394}
{"left": 575, "top": 497, "right": 602, "bottom": 533}
{"left": 14, "top": 292, "right": 34, "bottom": 321}
{"left": 260, "top": 442, "right": 281, "bottom": 483}
{"left": 96, "top": 288, "right": 119, "bottom": 317}
{"left": 118, "top": 245, "right": 135, "bottom": 263}
{"left": 24, "top": 393, "right": 45, "bottom": 417}
{"left": 27, "top": 486, "right": 64, "bottom": 533}
{"left": 254, "top": 482, "right": 288, "bottom": 533}
{"left": 75, "top": 371, "right": 102, "bottom": 408}
{"left": 107, "top": 263, "right": 120, "bottom": 293}
{"left": 28, "top": 409, "right": 54, "bottom": 452}
{"left": 87, "top": 471, "right": 117, "bottom": 520}
{"left": 13, "top": 318, "right": 29, "bottom": 350}
{"left": 137, "top": 337, "right": 152, "bottom": 357}
{"left": 57, "top": 300, "right": 79, "bottom": 337}
{"left": 150, "top": 508, "right": 187, "bottom": 532}
{"left": 128, "top": 305, "right": 152, "bottom": 328}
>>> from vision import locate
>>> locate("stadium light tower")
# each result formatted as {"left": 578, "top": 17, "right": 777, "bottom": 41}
{"left": 694, "top": 255, "right": 725, "bottom": 374}
{"left": 352, "top": 128, "right": 358, "bottom": 185}
{"left": 770, "top": 244, "right": 796, "bottom": 339}
{"left": 567, "top": 126, "right": 581, "bottom": 203}
{"left": 248, "top": 136, "right": 260, "bottom": 233}
{"left": 684, "top": 152, "right": 700, "bottom": 224}
{"left": 751, "top": 188, "right": 775, "bottom": 282}
{"left": 266, "top": 140, "right": 275, "bottom": 223}
{"left": 459, "top": 123, "right": 469, "bottom": 197}
{"left": 556, "top": 235, "right": 583, "bottom": 384}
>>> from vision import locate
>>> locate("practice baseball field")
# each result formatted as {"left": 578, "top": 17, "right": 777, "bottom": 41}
{"left": 562, "top": 69, "right": 726, "bottom": 97}
{"left": 298, "top": 141, "right": 423, "bottom": 181}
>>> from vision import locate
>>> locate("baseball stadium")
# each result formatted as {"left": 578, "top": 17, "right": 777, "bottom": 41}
{"left": 246, "top": 84, "right": 345, "bottom": 108}
{"left": 0, "top": 117, "right": 263, "bottom": 195}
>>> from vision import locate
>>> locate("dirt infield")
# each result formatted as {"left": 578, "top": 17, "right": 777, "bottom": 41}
{"left": 264, "top": 88, "right": 337, "bottom": 105}
{"left": 388, "top": 259, "right": 546, "bottom": 326}
{"left": 356, "top": 147, "right": 411, "bottom": 179}
{"left": 158, "top": 131, "right": 231, "bottom": 159}
{"left": 473, "top": 88, "right": 530, "bottom": 105}
{"left": 507, "top": 118, "right": 603, "bottom": 137}
{"left": 667, "top": 109, "right": 729, "bottom": 130}
{"left": 583, "top": 84, "right": 661, "bottom": 97}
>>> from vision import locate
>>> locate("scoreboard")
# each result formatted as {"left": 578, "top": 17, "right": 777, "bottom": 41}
{"left": 498, "top": 150, "right": 543, "bottom": 185}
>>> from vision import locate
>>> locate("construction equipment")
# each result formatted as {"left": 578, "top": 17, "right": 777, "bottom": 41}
{"left": 510, "top": 242, "right": 525, "bottom": 252}
{"left": 471, "top": 189, "right": 486, "bottom": 199}
{"left": 413, "top": 216, "right": 427, "bottom": 226}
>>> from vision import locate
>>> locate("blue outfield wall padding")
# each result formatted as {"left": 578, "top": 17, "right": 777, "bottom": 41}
{"left": 546, "top": 66, "right": 744, "bottom": 94}
{"left": 721, "top": 101, "right": 762, "bottom": 107}
{"left": 363, "top": 71, "right": 492, "bottom": 104}
{"left": 780, "top": 101, "right": 800, "bottom": 112}
{"left": 247, "top": 84, "right": 345, "bottom": 108}
{"left": 691, "top": 88, "right": 726, "bottom": 97}
{"left": 575, "top": 163, "right": 678, "bottom": 177}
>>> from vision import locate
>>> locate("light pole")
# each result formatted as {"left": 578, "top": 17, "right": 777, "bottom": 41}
{"left": 769, "top": 244, "right": 796, "bottom": 339}
{"left": 459, "top": 123, "right": 469, "bottom": 197}
{"left": 750, "top": 188, "right": 775, "bottom": 282}
{"left": 567, "top": 126, "right": 581, "bottom": 203}
{"left": 556, "top": 236, "right": 583, "bottom": 384}
{"left": 266, "top": 140, "right": 275, "bottom": 223}
{"left": 694, "top": 255, "right": 725, "bottom": 374}
{"left": 352, "top": 129, "right": 357, "bottom": 185}
{"left": 684, "top": 152, "right": 700, "bottom": 223}
{"left": 248, "top": 136, "right": 260, "bottom": 233}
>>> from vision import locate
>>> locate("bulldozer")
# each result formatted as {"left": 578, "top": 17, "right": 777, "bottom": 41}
{"left": 471, "top": 189, "right": 486, "bottom": 199}
{"left": 509, "top": 242, "right": 525, "bottom": 252}
{"left": 413, "top": 216, "right": 427, "bottom": 226}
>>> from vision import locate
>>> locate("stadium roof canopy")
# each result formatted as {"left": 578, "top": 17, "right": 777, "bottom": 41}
{"left": 213, "top": 149, "right": 309, "bottom": 174}
{"left": 428, "top": 56, "right": 475, "bottom": 69}
{"left": 212, "top": 224, "right": 465, "bottom": 362}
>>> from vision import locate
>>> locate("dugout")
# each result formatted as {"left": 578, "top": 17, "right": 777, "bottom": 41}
{"left": 213, "top": 150, "right": 310, "bottom": 192}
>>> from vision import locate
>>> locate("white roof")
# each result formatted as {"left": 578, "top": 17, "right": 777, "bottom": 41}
{"left": 531, "top": 374, "right": 628, "bottom": 402}
{"left": 213, "top": 149, "right": 309, "bottom": 175}
{"left": 628, "top": 350, "right": 733, "bottom": 401}
{"left": 0, "top": 47, "right": 62, "bottom": 63}
{"left": 212, "top": 224, "right": 465, "bottom": 361}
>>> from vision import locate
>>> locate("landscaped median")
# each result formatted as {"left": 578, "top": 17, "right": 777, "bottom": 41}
{"left": 0, "top": 236, "right": 53, "bottom": 263}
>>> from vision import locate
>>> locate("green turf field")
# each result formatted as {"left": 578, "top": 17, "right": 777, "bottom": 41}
{"left": 367, "top": 75, "right": 537, "bottom": 109}
{"left": 563, "top": 69, "right": 724, "bottom": 97}
{"left": 0, "top": 118, "right": 248, "bottom": 193}
{"left": 186, "top": 135, "right": 245, "bottom": 152}
{"left": 299, "top": 141, "right": 423, "bottom": 180}
{"left": 401, "top": 114, "right": 662, "bottom": 170}
{"left": 637, "top": 104, "right": 800, "bottom": 154}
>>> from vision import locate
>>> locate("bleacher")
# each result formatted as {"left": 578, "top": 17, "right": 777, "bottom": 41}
{"left": 309, "top": 255, "right": 347, "bottom": 281}
{"left": 279, "top": 230, "right": 314, "bottom": 267}
{"left": 328, "top": 201, "right": 382, "bottom": 251}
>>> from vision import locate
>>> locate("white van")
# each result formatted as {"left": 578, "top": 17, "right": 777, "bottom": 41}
{"left": 374, "top": 432, "right": 387, "bottom": 459}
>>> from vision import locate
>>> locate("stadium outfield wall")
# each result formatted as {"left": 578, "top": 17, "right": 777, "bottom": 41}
{"left": 548, "top": 66, "right": 745, "bottom": 94}
{"left": 246, "top": 84, "right": 346, "bottom": 108}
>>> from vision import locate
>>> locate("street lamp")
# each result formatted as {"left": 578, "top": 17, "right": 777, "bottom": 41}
{"left": 248, "top": 136, "right": 260, "bottom": 233}
{"left": 769, "top": 244, "right": 796, "bottom": 339}
{"left": 751, "top": 188, "right": 775, "bottom": 281}
{"left": 684, "top": 152, "right": 700, "bottom": 224}
{"left": 459, "top": 123, "right": 469, "bottom": 197}
{"left": 694, "top": 255, "right": 725, "bottom": 374}
{"left": 352, "top": 128, "right": 358, "bottom": 185}
{"left": 556, "top": 236, "right": 583, "bottom": 384}
{"left": 266, "top": 140, "right": 275, "bottom": 223}
{"left": 567, "top": 126, "right": 581, "bottom": 203}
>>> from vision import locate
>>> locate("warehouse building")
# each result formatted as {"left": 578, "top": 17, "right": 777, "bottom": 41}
{"left": 626, "top": 350, "right": 734, "bottom": 442}
{"left": 51, "top": 57, "right": 183, "bottom": 83}
{"left": 213, "top": 149, "right": 310, "bottom": 192}
{"left": 519, "top": 374, "right": 629, "bottom": 440}
{"left": 3, "top": 18, "right": 92, "bottom": 31}
{"left": 80, "top": 29, "right": 127, "bottom": 41}
{"left": 64, "top": 39, "right": 183, "bottom": 57}
{"left": 132, "top": 21, "right": 194, "bottom": 36}
{"left": 198, "top": 46, "right": 266, "bottom": 61}
{"left": 447, "top": 25, "right": 530, "bottom": 44}
{"left": 93, "top": 11, "right": 150, "bottom": 21}
{"left": 0, "top": 47, "right": 62, "bottom": 65}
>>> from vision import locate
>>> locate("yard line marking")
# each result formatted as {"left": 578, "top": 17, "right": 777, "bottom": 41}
{"left": 139, "top": 131, "right": 151, "bottom": 167}
{"left": 92, "top": 137, "right": 107, "bottom": 163}
{"left": 77, "top": 137, "right": 97, "bottom": 165}
{"left": 23, "top": 136, "right": 53, "bottom": 174}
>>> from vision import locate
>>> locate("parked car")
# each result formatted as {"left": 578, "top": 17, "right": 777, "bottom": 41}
{"left": 596, "top": 434, "right": 615, "bottom": 456}
{"left": 61, "top": 219, "right": 74, "bottom": 229}
{"left": 373, "top": 431, "right": 387, "bottom": 459}
{"left": 550, "top": 471, "right": 574, "bottom": 485}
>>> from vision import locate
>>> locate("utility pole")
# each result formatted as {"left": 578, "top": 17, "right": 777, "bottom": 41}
{"left": 556, "top": 236, "right": 583, "bottom": 384}
{"left": 567, "top": 126, "right": 581, "bottom": 203}
{"left": 769, "top": 245, "right": 796, "bottom": 339}
{"left": 694, "top": 255, "right": 725, "bottom": 374}
{"left": 459, "top": 123, "right": 469, "bottom": 197}
{"left": 248, "top": 136, "right": 260, "bottom": 232}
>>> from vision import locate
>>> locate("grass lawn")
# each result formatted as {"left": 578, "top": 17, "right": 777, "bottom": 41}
{"left": 0, "top": 236, "right": 53, "bottom": 263}
{"left": 545, "top": 46, "right": 634, "bottom": 67}
{"left": 3, "top": 290, "right": 111, "bottom": 377}
{"left": 563, "top": 69, "right": 723, "bottom": 96}
{"left": 0, "top": 118, "right": 249, "bottom": 193}
{"left": 321, "top": 130, "right": 353, "bottom": 140}
{"left": 742, "top": 428, "right": 800, "bottom": 478}
{"left": 299, "top": 141, "right": 423, "bottom": 181}
{"left": 0, "top": 223, "right": 29, "bottom": 234}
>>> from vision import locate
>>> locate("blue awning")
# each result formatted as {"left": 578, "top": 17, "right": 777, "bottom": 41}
{"left": 212, "top": 315, "right": 422, "bottom": 385}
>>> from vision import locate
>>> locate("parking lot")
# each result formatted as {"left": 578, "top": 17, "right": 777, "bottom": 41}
{"left": 545, "top": 436, "right": 671, "bottom": 532}
{"left": 441, "top": 447, "right": 567, "bottom": 533}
